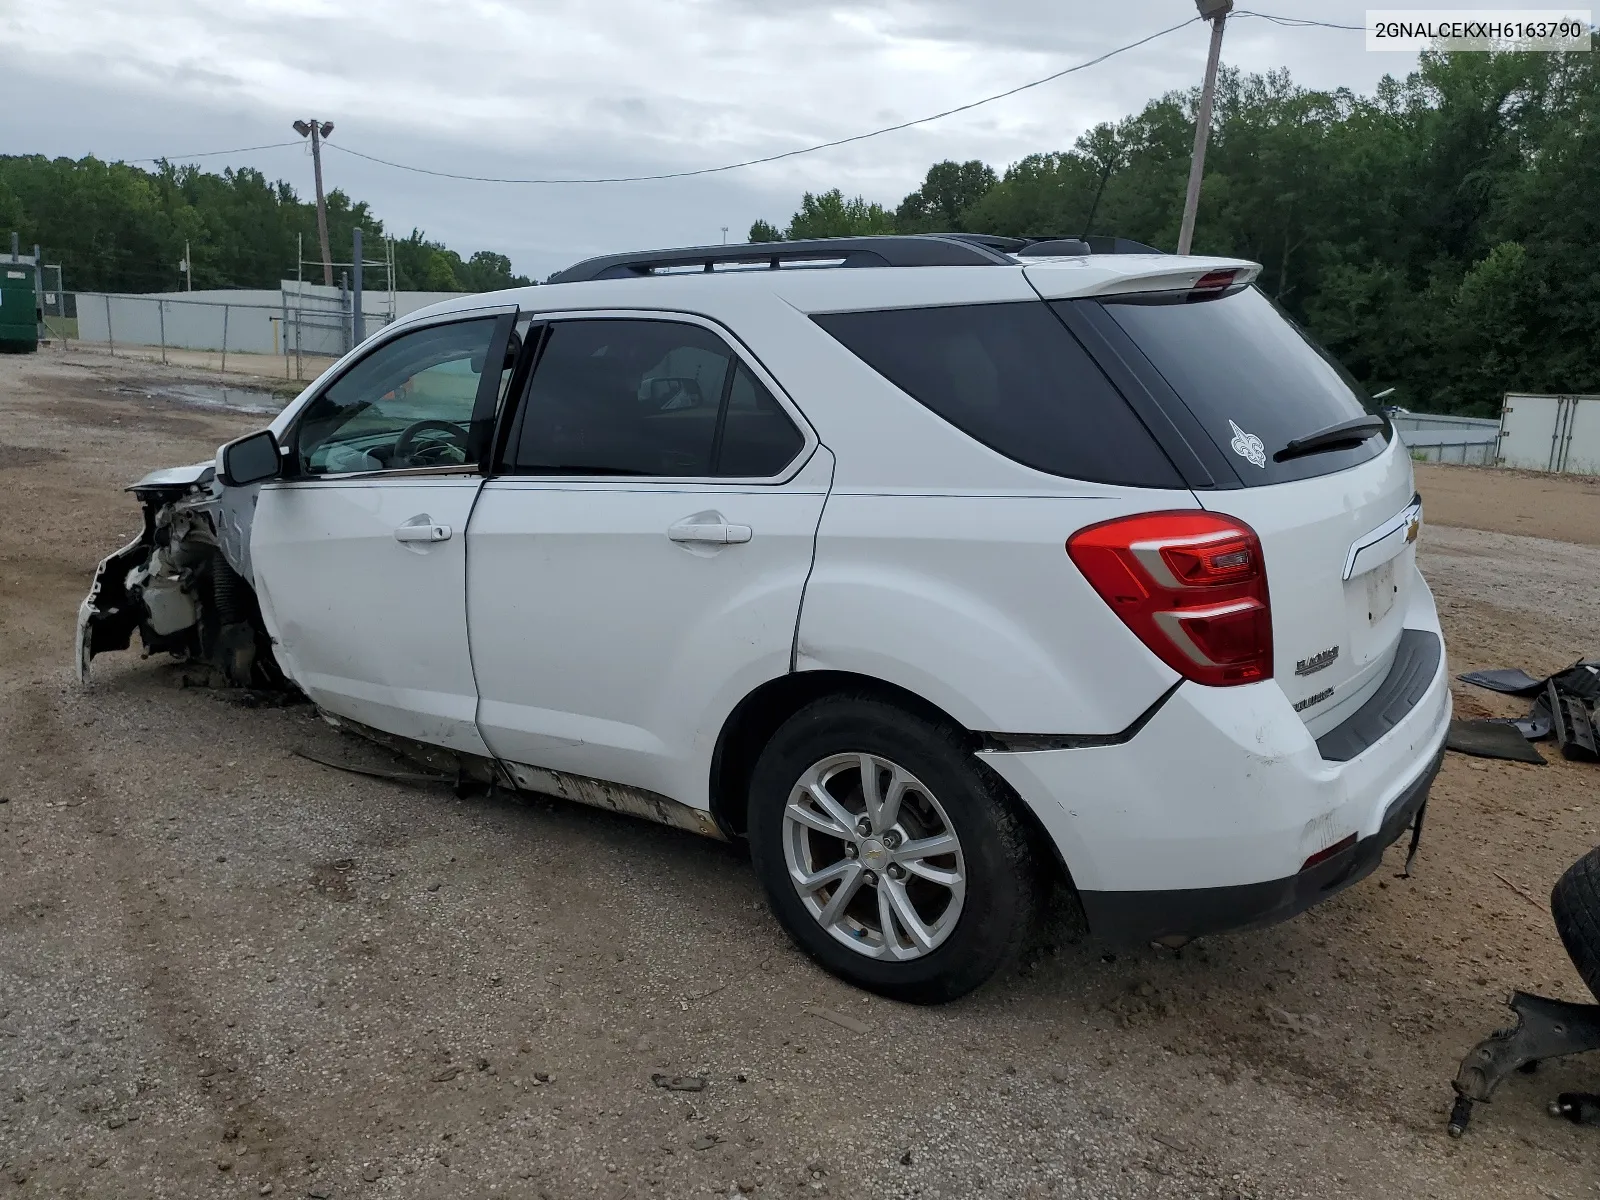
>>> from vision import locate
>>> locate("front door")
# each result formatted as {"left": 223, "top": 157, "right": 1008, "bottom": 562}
{"left": 251, "top": 311, "right": 514, "bottom": 754}
{"left": 466, "top": 314, "right": 830, "bottom": 808}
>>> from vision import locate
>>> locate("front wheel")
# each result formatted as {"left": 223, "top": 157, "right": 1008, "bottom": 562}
{"left": 748, "top": 696, "right": 1040, "bottom": 1004}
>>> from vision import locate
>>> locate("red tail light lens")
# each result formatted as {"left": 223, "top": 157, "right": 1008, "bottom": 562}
{"left": 1189, "top": 269, "right": 1240, "bottom": 300}
{"left": 1067, "top": 511, "right": 1272, "bottom": 687}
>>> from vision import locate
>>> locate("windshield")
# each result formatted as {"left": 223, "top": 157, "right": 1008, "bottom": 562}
{"left": 1085, "top": 287, "right": 1390, "bottom": 486}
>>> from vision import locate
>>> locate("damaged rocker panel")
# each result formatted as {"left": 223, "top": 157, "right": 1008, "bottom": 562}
{"left": 318, "top": 712, "right": 727, "bottom": 841}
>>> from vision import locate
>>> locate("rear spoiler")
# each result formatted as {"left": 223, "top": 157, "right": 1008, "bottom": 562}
{"left": 1025, "top": 257, "right": 1262, "bottom": 301}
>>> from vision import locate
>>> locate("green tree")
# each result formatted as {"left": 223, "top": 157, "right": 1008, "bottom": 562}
{"left": 894, "top": 160, "right": 997, "bottom": 231}
{"left": 782, "top": 190, "right": 895, "bottom": 239}
{"left": 0, "top": 153, "right": 531, "bottom": 294}
{"left": 747, "top": 218, "right": 782, "bottom": 243}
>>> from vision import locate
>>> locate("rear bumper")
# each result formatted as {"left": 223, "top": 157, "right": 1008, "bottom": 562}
{"left": 1076, "top": 744, "right": 1441, "bottom": 944}
{"left": 977, "top": 567, "right": 1451, "bottom": 940}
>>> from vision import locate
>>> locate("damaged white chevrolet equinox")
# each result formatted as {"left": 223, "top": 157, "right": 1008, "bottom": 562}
{"left": 79, "top": 234, "right": 1450, "bottom": 1003}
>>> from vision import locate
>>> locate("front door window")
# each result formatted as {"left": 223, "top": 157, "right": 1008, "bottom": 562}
{"left": 294, "top": 318, "right": 502, "bottom": 476}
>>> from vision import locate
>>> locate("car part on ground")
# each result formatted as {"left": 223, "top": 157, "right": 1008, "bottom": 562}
{"left": 1457, "top": 667, "right": 1548, "bottom": 696}
{"left": 1445, "top": 720, "right": 1548, "bottom": 764}
{"left": 1550, "top": 681, "right": 1600, "bottom": 762}
{"left": 1455, "top": 658, "right": 1600, "bottom": 763}
{"left": 1449, "top": 845, "right": 1600, "bottom": 1136}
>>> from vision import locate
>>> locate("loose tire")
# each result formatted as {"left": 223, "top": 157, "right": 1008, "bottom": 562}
{"left": 1551, "top": 846, "right": 1600, "bottom": 1003}
{"left": 748, "top": 695, "right": 1040, "bottom": 1003}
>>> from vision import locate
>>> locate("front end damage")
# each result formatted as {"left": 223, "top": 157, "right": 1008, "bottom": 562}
{"left": 77, "top": 465, "right": 279, "bottom": 688}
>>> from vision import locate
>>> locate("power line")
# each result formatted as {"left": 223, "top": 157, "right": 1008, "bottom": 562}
{"left": 1233, "top": 11, "right": 1366, "bottom": 32}
{"left": 124, "top": 140, "right": 303, "bottom": 164}
{"left": 321, "top": 16, "right": 1201, "bottom": 185}
{"left": 118, "top": 8, "right": 1358, "bottom": 180}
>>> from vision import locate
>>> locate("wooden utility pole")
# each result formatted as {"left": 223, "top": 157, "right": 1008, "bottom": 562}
{"left": 1177, "top": 1, "right": 1231, "bottom": 256}
{"left": 293, "top": 119, "right": 336, "bottom": 285}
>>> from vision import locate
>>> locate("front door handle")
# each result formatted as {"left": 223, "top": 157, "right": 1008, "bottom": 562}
{"left": 668, "top": 512, "right": 752, "bottom": 545}
{"left": 394, "top": 522, "right": 452, "bottom": 543}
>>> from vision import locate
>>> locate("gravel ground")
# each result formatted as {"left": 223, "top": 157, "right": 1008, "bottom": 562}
{"left": 3, "top": 351, "right": 1599, "bottom": 1199}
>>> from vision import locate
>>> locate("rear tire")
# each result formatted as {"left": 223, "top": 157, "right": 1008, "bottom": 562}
{"left": 748, "top": 695, "right": 1039, "bottom": 1004}
{"left": 1551, "top": 847, "right": 1600, "bottom": 1002}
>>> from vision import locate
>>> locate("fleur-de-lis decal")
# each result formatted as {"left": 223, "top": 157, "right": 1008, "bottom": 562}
{"left": 1229, "top": 419, "right": 1266, "bottom": 468}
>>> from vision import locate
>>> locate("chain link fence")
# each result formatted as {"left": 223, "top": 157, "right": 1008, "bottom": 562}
{"left": 51, "top": 288, "right": 397, "bottom": 381}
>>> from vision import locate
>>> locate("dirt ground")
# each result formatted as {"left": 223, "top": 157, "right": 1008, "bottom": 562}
{"left": 3, "top": 353, "right": 1599, "bottom": 1200}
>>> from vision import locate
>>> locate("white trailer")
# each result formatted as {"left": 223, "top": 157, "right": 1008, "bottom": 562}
{"left": 1497, "top": 393, "right": 1600, "bottom": 475}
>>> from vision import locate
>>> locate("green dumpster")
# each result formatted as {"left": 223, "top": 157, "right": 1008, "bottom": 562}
{"left": 0, "top": 256, "right": 39, "bottom": 351}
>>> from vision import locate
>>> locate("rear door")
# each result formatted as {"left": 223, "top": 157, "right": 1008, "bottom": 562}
{"left": 465, "top": 312, "right": 828, "bottom": 809}
{"left": 1052, "top": 282, "right": 1419, "bottom": 736}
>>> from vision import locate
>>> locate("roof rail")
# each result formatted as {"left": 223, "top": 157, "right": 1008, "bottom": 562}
{"left": 546, "top": 235, "right": 1014, "bottom": 284}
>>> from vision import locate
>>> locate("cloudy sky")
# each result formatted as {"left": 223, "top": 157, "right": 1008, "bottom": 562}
{"left": 0, "top": 1, "right": 1543, "bottom": 278}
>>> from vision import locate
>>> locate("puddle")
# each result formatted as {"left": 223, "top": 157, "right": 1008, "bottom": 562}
{"left": 109, "top": 383, "right": 286, "bottom": 415}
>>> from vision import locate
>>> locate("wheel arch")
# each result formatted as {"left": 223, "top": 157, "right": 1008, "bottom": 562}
{"left": 709, "top": 669, "right": 1075, "bottom": 894}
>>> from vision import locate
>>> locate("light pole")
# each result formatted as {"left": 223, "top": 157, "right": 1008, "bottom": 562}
{"left": 293, "top": 119, "right": 336, "bottom": 286}
{"left": 1176, "top": 0, "right": 1231, "bottom": 255}
{"left": 721, "top": 226, "right": 729, "bottom": 245}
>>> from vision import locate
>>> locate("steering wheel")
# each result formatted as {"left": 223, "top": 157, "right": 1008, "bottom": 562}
{"left": 392, "top": 418, "right": 468, "bottom": 467}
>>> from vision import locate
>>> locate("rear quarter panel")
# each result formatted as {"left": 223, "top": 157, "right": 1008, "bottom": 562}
{"left": 796, "top": 489, "right": 1191, "bottom": 734}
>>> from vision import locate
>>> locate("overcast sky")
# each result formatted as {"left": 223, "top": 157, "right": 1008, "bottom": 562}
{"left": 0, "top": 1, "right": 1548, "bottom": 279}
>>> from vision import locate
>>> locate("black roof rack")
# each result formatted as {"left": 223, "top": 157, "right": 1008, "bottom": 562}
{"left": 545, "top": 232, "right": 1168, "bottom": 284}
{"left": 546, "top": 235, "right": 1013, "bottom": 284}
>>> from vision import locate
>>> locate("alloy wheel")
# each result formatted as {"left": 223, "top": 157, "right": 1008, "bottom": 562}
{"left": 781, "top": 752, "right": 966, "bottom": 960}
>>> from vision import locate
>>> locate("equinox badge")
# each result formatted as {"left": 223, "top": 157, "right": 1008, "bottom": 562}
{"left": 1295, "top": 646, "right": 1340, "bottom": 677}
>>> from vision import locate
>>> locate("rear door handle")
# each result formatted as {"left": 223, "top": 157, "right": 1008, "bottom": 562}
{"left": 668, "top": 513, "right": 752, "bottom": 545}
{"left": 394, "top": 523, "right": 452, "bottom": 543}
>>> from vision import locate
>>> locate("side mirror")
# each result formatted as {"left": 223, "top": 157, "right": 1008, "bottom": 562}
{"left": 218, "top": 429, "right": 283, "bottom": 487}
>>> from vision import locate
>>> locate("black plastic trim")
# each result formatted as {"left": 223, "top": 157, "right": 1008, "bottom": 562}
{"left": 978, "top": 678, "right": 1183, "bottom": 752}
{"left": 1315, "top": 628, "right": 1441, "bottom": 763}
{"left": 1079, "top": 744, "right": 1442, "bottom": 945}
{"left": 465, "top": 312, "right": 518, "bottom": 467}
{"left": 1049, "top": 299, "right": 1230, "bottom": 490}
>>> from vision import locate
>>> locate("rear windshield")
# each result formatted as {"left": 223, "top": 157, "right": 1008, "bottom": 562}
{"left": 812, "top": 302, "right": 1181, "bottom": 487}
{"left": 1088, "top": 287, "right": 1390, "bottom": 485}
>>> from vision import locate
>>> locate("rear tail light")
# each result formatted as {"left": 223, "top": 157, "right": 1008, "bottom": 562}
{"left": 1067, "top": 511, "right": 1272, "bottom": 687}
{"left": 1188, "top": 269, "right": 1240, "bottom": 301}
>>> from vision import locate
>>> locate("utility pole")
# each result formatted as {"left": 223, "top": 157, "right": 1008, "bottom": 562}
{"left": 351, "top": 226, "right": 365, "bottom": 345}
{"left": 293, "top": 119, "right": 336, "bottom": 286}
{"left": 1177, "top": 0, "right": 1231, "bottom": 256}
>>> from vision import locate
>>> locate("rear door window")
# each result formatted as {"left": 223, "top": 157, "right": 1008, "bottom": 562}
{"left": 1083, "top": 287, "right": 1391, "bottom": 485}
{"left": 812, "top": 302, "right": 1181, "bottom": 487}
{"left": 506, "top": 318, "right": 805, "bottom": 478}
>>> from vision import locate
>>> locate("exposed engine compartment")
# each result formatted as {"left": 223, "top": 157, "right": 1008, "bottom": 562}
{"left": 76, "top": 466, "right": 282, "bottom": 688}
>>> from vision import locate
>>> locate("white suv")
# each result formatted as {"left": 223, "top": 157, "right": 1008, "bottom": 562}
{"left": 79, "top": 234, "right": 1450, "bottom": 1003}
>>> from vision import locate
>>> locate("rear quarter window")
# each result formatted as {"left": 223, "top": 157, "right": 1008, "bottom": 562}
{"left": 812, "top": 302, "right": 1182, "bottom": 488}
{"left": 1086, "top": 287, "right": 1391, "bottom": 486}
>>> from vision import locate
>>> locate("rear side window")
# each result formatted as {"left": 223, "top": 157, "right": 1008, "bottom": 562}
{"left": 1089, "top": 287, "right": 1390, "bottom": 485}
{"left": 717, "top": 363, "right": 806, "bottom": 477}
{"left": 813, "top": 302, "right": 1181, "bottom": 487}
{"left": 508, "top": 319, "right": 804, "bottom": 477}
